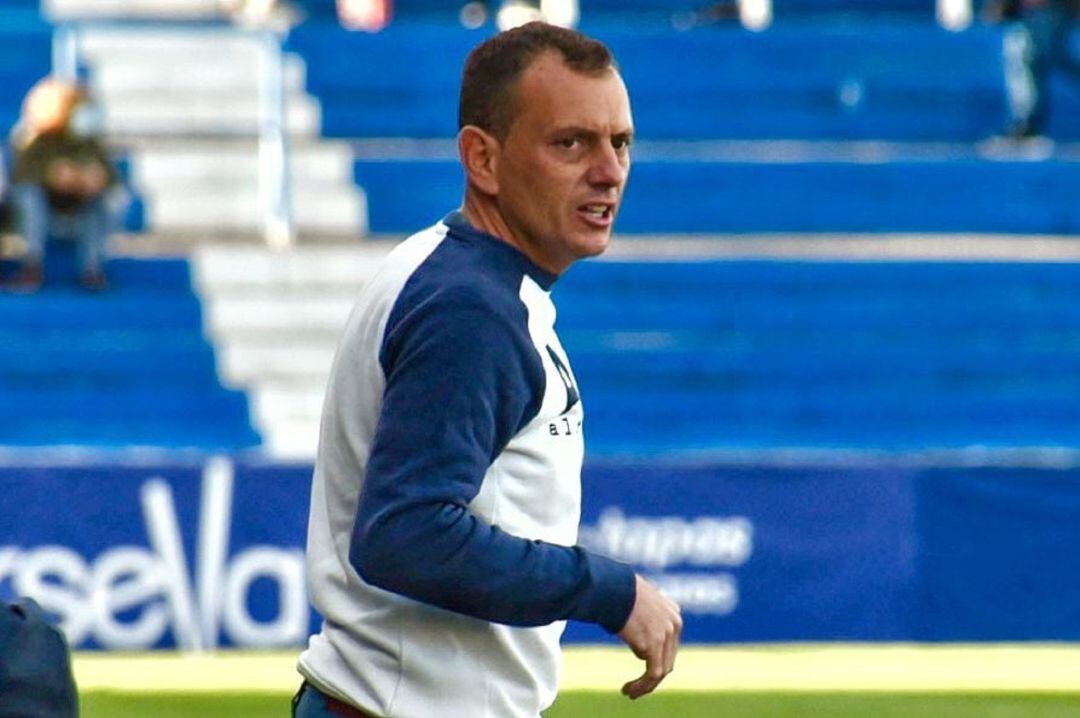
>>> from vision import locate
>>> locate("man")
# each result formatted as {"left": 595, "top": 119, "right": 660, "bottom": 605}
{"left": 989, "top": 0, "right": 1079, "bottom": 138}
{"left": 296, "top": 22, "right": 682, "bottom": 718}
{"left": 8, "top": 78, "right": 119, "bottom": 291}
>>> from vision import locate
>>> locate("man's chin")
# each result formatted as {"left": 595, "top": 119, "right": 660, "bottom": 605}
{"left": 573, "top": 230, "right": 613, "bottom": 260}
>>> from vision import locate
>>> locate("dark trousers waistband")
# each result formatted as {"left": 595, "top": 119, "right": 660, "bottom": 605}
{"left": 293, "top": 681, "right": 381, "bottom": 718}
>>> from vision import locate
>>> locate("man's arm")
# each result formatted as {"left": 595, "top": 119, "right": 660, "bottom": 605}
{"left": 349, "top": 287, "right": 636, "bottom": 632}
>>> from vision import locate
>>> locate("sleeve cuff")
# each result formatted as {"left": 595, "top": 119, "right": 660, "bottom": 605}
{"left": 571, "top": 551, "right": 637, "bottom": 634}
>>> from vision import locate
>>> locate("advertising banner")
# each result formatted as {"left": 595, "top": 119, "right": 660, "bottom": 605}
{"left": 1, "top": 457, "right": 1078, "bottom": 650}
{"left": 568, "top": 462, "right": 917, "bottom": 643}
{"left": 0, "top": 459, "right": 311, "bottom": 650}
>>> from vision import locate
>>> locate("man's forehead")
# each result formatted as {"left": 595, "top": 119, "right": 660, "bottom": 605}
{"left": 520, "top": 50, "right": 621, "bottom": 90}
{"left": 516, "top": 53, "right": 632, "bottom": 130}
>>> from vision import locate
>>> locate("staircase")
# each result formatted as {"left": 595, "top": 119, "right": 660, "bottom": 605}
{"left": 72, "top": 20, "right": 367, "bottom": 236}
{"left": 191, "top": 243, "right": 391, "bottom": 457}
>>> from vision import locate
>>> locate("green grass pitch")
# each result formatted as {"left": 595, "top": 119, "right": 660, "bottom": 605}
{"left": 74, "top": 646, "right": 1080, "bottom": 716}
{"left": 81, "top": 691, "right": 1080, "bottom": 718}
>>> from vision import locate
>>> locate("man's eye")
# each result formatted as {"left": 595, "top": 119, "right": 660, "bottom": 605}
{"left": 558, "top": 138, "right": 579, "bottom": 149}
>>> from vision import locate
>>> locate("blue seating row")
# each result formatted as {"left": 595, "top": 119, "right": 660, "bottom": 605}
{"left": 0, "top": 257, "right": 261, "bottom": 451}
{"left": 294, "top": 0, "right": 937, "bottom": 20}
{"left": 552, "top": 259, "right": 1080, "bottom": 455}
{"left": 285, "top": 17, "right": 1080, "bottom": 141}
{"left": 5, "top": 250, "right": 1080, "bottom": 455}
{"left": 353, "top": 154, "right": 1080, "bottom": 234}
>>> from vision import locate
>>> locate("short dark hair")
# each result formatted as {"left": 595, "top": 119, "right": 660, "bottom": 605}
{"left": 458, "top": 22, "right": 615, "bottom": 140}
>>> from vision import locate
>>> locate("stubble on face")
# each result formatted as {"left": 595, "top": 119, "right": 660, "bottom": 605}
{"left": 492, "top": 52, "right": 634, "bottom": 275}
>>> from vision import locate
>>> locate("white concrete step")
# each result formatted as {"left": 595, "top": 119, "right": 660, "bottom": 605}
{"left": 247, "top": 380, "right": 332, "bottom": 457}
{"left": 46, "top": 0, "right": 224, "bottom": 19}
{"left": 203, "top": 293, "right": 358, "bottom": 336}
{"left": 91, "top": 54, "right": 307, "bottom": 95}
{"left": 79, "top": 28, "right": 267, "bottom": 58}
{"left": 250, "top": 378, "right": 334, "bottom": 402}
{"left": 258, "top": 421, "right": 322, "bottom": 460}
{"left": 251, "top": 386, "right": 326, "bottom": 426}
{"left": 129, "top": 141, "right": 355, "bottom": 185}
{"left": 77, "top": 27, "right": 320, "bottom": 137}
{"left": 192, "top": 244, "right": 391, "bottom": 288}
{"left": 100, "top": 94, "right": 320, "bottom": 137}
{"left": 218, "top": 343, "right": 338, "bottom": 386}
{"left": 144, "top": 184, "right": 366, "bottom": 233}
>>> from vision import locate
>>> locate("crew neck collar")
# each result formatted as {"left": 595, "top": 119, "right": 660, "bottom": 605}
{"left": 442, "top": 211, "right": 559, "bottom": 291}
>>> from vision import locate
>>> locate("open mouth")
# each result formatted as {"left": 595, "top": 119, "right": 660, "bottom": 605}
{"left": 578, "top": 203, "right": 614, "bottom": 226}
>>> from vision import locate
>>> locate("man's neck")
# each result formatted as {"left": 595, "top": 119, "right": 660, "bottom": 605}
{"left": 460, "top": 191, "right": 563, "bottom": 275}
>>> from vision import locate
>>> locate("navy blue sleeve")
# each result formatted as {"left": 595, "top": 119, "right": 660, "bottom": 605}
{"left": 349, "top": 285, "right": 636, "bottom": 633}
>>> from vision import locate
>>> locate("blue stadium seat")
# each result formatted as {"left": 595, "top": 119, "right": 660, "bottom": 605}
{"left": 0, "top": 258, "right": 261, "bottom": 451}
{"left": 284, "top": 17, "right": 1070, "bottom": 141}
{"left": 285, "top": 14, "right": 1076, "bottom": 234}
{"left": 553, "top": 260, "right": 1080, "bottom": 455}
{"left": 352, "top": 153, "right": 1080, "bottom": 234}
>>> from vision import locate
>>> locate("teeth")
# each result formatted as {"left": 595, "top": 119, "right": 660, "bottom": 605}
{"left": 583, "top": 205, "right": 607, "bottom": 217}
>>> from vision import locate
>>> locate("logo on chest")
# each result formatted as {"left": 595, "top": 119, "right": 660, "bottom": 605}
{"left": 546, "top": 345, "right": 582, "bottom": 437}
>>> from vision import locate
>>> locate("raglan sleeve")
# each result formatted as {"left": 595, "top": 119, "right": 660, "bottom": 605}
{"left": 348, "top": 285, "right": 636, "bottom": 633}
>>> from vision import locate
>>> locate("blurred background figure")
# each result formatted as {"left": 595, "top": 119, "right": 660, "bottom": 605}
{"left": 6, "top": 77, "right": 121, "bottom": 291}
{"left": 221, "top": 0, "right": 300, "bottom": 28}
{"left": 455, "top": 0, "right": 578, "bottom": 30}
{"left": 0, "top": 134, "right": 10, "bottom": 236}
{"left": 987, "top": 0, "right": 1080, "bottom": 139}
{"left": 336, "top": 0, "right": 392, "bottom": 30}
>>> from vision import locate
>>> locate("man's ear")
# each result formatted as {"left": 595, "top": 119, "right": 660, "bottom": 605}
{"left": 458, "top": 125, "right": 500, "bottom": 196}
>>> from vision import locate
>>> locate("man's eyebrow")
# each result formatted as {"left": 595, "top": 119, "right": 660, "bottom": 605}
{"left": 551, "top": 126, "right": 635, "bottom": 141}
{"left": 551, "top": 125, "right": 598, "bottom": 138}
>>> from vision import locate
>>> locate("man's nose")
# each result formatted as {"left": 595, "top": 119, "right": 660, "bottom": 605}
{"left": 587, "top": 144, "right": 628, "bottom": 188}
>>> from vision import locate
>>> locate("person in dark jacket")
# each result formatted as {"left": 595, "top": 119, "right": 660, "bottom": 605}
{"left": 7, "top": 78, "right": 120, "bottom": 291}
{"left": 0, "top": 598, "right": 79, "bottom": 718}
{"left": 989, "top": 0, "right": 1080, "bottom": 138}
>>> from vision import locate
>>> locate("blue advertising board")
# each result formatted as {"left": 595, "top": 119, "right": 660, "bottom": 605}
{"left": 0, "top": 458, "right": 312, "bottom": 650}
{"left": 569, "top": 462, "right": 918, "bottom": 643}
{"left": 1, "top": 456, "right": 1078, "bottom": 650}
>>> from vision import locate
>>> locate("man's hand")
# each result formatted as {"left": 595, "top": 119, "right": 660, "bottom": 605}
{"left": 616, "top": 574, "right": 682, "bottom": 699}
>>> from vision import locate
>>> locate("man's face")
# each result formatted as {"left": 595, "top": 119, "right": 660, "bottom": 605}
{"left": 493, "top": 52, "right": 633, "bottom": 274}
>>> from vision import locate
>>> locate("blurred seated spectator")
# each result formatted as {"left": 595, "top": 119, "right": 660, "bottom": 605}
{"left": 987, "top": 0, "right": 1080, "bottom": 139}
{"left": 6, "top": 78, "right": 121, "bottom": 292}
{"left": 457, "top": 0, "right": 579, "bottom": 30}
{"left": 0, "top": 144, "right": 10, "bottom": 236}
{"left": 221, "top": 0, "right": 299, "bottom": 28}
{"left": 336, "top": 0, "right": 392, "bottom": 30}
